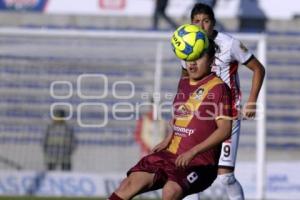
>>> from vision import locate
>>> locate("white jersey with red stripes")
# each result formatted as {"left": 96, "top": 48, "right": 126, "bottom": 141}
{"left": 213, "top": 32, "right": 252, "bottom": 167}
{"left": 212, "top": 32, "right": 252, "bottom": 117}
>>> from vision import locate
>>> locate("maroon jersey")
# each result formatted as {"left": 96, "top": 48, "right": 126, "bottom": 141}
{"left": 167, "top": 73, "right": 232, "bottom": 166}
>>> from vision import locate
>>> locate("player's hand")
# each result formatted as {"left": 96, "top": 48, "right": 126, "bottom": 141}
{"left": 151, "top": 141, "right": 169, "bottom": 153}
{"left": 175, "top": 150, "right": 196, "bottom": 168}
{"left": 243, "top": 101, "right": 257, "bottom": 119}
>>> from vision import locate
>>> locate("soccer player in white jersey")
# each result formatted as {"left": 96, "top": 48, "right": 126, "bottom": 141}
{"left": 182, "top": 3, "right": 265, "bottom": 200}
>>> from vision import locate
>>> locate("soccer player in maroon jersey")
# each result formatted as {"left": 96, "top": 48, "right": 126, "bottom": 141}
{"left": 183, "top": 3, "right": 265, "bottom": 200}
{"left": 108, "top": 39, "right": 233, "bottom": 200}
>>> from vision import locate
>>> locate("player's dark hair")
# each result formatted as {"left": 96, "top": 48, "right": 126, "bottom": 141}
{"left": 191, "top": 3, "right": 216, "bottom": 26}
{"left": 206, "top": 38, "right": 219, "bottom": 59}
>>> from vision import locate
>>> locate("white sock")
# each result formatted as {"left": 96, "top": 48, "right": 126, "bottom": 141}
{"left": 217, "top": 173, "right": 244, "bottom": 200}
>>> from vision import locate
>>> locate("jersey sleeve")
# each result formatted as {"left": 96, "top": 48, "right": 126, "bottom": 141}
{"left": 181, "top": 60, "right": 187, "bottom": 69}
{"left": 211, "top": 83, "right": 232, "bottom": 120}
{"left": 231, "top": 38, "right": 253, "bottom": 64}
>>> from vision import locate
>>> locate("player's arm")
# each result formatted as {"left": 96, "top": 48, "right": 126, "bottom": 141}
{"left": 243, "top": 56, "right": 265, "bottom": 118}
{"left": 175, "top": 118, "right": 232, "bottom": 168}
{"left": 231, "top": 39, "right": 265, "bottom": 119}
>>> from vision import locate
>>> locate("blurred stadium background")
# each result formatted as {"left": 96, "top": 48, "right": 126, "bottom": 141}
{"left": 0, "top": 0, "right": 299, "bottom": 199}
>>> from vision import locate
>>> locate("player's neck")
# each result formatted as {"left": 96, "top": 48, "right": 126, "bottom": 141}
{"left": 189, "top": 73, "right": 213, "bottom": 85}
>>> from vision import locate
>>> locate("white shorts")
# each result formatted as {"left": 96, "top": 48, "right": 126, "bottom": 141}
{"left": 218, "top": 120, "right": 241, "bottom": 168}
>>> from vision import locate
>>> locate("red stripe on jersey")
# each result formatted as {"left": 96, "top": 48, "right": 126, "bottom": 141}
{"left": 229, "top": 61, "right": 241, "bottom": 117}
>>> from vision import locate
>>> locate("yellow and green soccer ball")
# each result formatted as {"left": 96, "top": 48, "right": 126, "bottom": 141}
{"left": 171, "top": 24, "right": 209, "bottom": 61}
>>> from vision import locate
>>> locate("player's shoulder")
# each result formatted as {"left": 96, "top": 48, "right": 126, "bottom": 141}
{"left": 215, "top": 32, "right": 234, "bottom": 44}
{"left": 209, "top": 74, "right": 224, "bottom": 85}
{"left": 178, "top": 76, "right": 190, "bottom": 86}
{"left": 180, "top": 76, "right": 189, "bottom": 81}
{"left": 215, "top": 32, "right": 240, "bottom": 48}
{"left": 209, "top": 75, "right": 230, "bottom": 92}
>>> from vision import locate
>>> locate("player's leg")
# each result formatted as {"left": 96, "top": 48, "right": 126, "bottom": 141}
{"left": 62, "top": 162, "right": 71, "bottom": 171}
{"left": 62, "top": 156, "right": 71, "bottom": 171}
{"left": 162, "top": 180, "right": 183, "bottom": 200}
{"left": 47, "top": 162, "right": 55, "bottom": 170}
{"left": 217, "top": 167, "right": 244, "bottom": 200}
{"left": 108, "top": 171, "right": 155, "bottom": 200}
{"left": 152, "top": 0, "right": 160, "bottom": 29}
{"left": 159, "top": 0, "right": 177, "bottom": 29}
{"left": 217, "top": 120, "right": 244, "bottom": 200}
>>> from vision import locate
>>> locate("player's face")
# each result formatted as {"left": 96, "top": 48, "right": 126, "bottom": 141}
{"left": 192, "top": 14, "right": 214, "bottom": 37}
{"left": 186, "top": 53, "right": 212, "bottom": 81}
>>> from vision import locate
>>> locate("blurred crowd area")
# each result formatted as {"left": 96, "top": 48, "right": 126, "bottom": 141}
{"left": 0, "top": 0, "right": 299, "bottom": 32}
{"left": 0, "top": 11, "right": 300, "bottom": 33}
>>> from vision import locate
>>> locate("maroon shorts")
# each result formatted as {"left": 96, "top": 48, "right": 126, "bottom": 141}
{"left": 128, "top": 151, "right": 217, "bottom": 196}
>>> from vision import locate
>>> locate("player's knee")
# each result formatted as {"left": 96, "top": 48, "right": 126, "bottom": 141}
{"left": 218, "top": 172, "right": 236, "bottom": 185}
{"left": 162, "top": 182, "right": 183, "bottom": 200}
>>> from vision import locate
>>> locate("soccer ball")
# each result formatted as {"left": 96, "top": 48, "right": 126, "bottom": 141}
{"left": 171, "top": 24, "right": 209, "bottom": 61}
